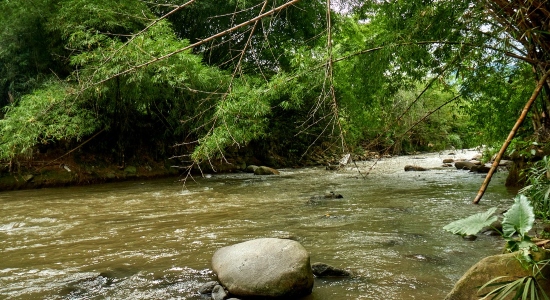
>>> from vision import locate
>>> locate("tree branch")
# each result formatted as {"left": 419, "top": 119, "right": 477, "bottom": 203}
{"left": 473, "top": 68, "right": 550, "bottom": 204}
{"left": 89, "top": 0, "right": 302, "bottom": 88}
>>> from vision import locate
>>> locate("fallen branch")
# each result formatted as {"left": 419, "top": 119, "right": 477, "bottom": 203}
{"left": 473, "top": 68, "right": 550, "bottom": 204}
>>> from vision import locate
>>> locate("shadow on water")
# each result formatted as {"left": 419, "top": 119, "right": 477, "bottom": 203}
{"left": 0, "top": 150, "right": 515, "bottom": 299}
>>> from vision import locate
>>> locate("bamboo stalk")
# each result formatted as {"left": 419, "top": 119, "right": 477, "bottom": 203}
{"left": 473, "top": 68, "right": 550, "bottom": 204}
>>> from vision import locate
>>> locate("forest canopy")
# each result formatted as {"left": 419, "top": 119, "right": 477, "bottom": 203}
{"left": 0, "top": 0, "right": 548, "bottom": 170}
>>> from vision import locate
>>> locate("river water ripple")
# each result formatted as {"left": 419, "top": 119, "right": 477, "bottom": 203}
{"left": 0, "top": 150, "right": 515, "bottom": 299}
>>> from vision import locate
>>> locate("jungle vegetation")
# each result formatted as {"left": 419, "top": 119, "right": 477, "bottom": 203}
{"left": 0, "top": 0, "right": 549, "bottom": 174}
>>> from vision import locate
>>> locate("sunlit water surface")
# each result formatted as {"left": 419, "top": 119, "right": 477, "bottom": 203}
{"left": 0, "top": 151, "right": 516, "bottom": 299}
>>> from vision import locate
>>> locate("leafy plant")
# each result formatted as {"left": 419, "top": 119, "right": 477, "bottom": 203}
{"left": 478, "top": 271, "right": 549, "bottom": 300}
{"left": 443, "top": 195, "right": 536, "bottom": 251}
{"left": 443, "top": 207, "right": 498, "bottom": 236}
{"left": 520, "top": 156, "right": 550, "bottom": 220}
{"left": 444, "top": 195, "right": 548, "bottom": 300}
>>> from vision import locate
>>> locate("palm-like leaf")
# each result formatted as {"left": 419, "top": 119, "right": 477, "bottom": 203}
{"left": 503, "top": 195, "right": 535, "bottom": 238}
{"left": 443, "top": 207, "right": 498, "bottom": 236}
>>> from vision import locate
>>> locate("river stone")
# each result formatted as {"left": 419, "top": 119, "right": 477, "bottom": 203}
{"left": 499, "top": 160, "right": 512, "bottom": 167}
{"left": 442, "top": 158, "right": 454, "bottom": 163}
{"left": 470, "top": 164, "right": 491, "bottom": 173}
{"left": 454, "top": 161, "right": 475, "bottom": 170}
{"left": 445, "top": 250, "right": 550, "bottom": 300}
{"left": 212, "top": 238, "right": 314, "bottom": 298}
{"left": 245, "top": 165, "right": 258, "bottom": 173}
{"left": 212, "top": 285, "right": 228, "bottom": 300}
{"left": 311, "top": 262, "right": 351, "bottom": 277}
{"left": 404, "top": 165, "right": 428, "bottom": 171}
{"left": 253, "top": 166, "right": 280, "bottom": 175}
{"left": 198, "top": 281, "right": 218, "bottom": 294}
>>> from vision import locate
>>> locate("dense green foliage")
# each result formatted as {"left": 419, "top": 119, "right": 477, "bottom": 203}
{"left": 0, "top": 0, "right": 548, "bottom": 168}
{"left": 520, "top": 156, "right": 550, "bottom": 219}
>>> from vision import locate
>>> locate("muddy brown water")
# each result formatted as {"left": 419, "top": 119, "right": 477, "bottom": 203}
{"left": 1, "top": 151, "right": 516, "bottom": 299}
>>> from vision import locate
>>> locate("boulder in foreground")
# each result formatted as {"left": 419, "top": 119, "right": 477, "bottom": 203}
{"left": 212, "top": 238, "right": 314, "bottom": 298}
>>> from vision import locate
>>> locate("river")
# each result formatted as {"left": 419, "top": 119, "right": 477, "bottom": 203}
{"left": 0, "top": 150, "right": 515, "bottom": 299}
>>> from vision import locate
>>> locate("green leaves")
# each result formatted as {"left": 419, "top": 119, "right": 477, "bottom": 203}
{"left": 0, "top": 81, "right": 97, "bottom": 160}
{"left": 503, "top": 195, "right": 535, "bottom": 239}
{"left": 478, "top": 275, "right": 549, "bottom": 300}
{"left": 443, "top": 207, "right": 498, "bottom": 236}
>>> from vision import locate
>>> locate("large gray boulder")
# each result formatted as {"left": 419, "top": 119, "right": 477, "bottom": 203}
{"left": 445, "top": 250, "right": 550, "bottom": 300}
{"left": 212, "top": 238, "right": 314, "bottom": 298}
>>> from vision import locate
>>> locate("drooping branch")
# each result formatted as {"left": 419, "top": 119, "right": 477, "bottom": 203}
{"left": 89, "top": 0, "right": 302, "bottom": 88}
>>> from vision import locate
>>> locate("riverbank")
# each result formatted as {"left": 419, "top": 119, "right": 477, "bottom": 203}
{"left": 0, "top": 145, "right": 356, "bottom": 191}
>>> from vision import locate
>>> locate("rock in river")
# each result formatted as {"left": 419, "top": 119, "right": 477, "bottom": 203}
{"left": 454, "top": 161, "right": 475, "bottom": 171}
{"left": 404, "top": 165, "right": 428, "bottom": 171}
{"left": 212, "top": 238, "right": 314, "bottom": 298}
{"left": 245, "top": 165, "right": 258, "bottom": 173}
{"left": 254, "top": 166, "right": 280, "bottom": 175}
{"left": 311, "top": 262, "right": 351, "bottom": 277}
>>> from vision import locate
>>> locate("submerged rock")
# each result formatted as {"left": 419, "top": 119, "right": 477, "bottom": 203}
{"left": 311, "top": 262, "right": 351, "bottom": 277}
{"left": 454, "top": 161, "right": 475, "bottom": 170}
{"left": 245, "top": 165, "right": 258, "bottom": 173}
{"left": 212, "top": 238, "right": 314, "bottom": 298}
{"left": 212, "top": 285, "right": 228, "bottom": 300}
{"left": 198, "top": 281, "right": 218, "bottom": 294}
{"left": 462, "top": 235, "right": 477, "bottom": 241}
{"left": 308, "top": 192, "right": 343, "bottom": 203}
{"left": 253, "top": 166, "right": 280, "bottom": 175}
{"left": 404, "top": 165, "right": 428, "bottom": 171}
{"left": 470, "top": 165, "right": 491, "bottom": 173}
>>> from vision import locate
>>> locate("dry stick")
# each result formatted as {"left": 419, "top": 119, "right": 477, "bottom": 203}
{"left": 91, "top": 0, "right": 302, "bottom": 88}
{"left": 473, "top": 68, "right": 550, "bottom": 204}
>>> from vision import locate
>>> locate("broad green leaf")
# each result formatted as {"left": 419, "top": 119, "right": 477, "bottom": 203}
{"left": 502, "top": 195, "right": 535, "bottom": 238}
{"left": 443, "top": 207, "right": 498, "bottom": 236}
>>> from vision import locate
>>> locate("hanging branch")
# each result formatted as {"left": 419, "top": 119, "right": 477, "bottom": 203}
{"left": 80, "top": 0, "right": 197, "bottom": 89}
{"left": 89, "top": 0, "right": 302, "bottom": 88}
{"left": 473, "top": 68, "right": 550, "bottom": 204}
{"left": 325, "top": 0, "right": 346, "bottom": 152}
